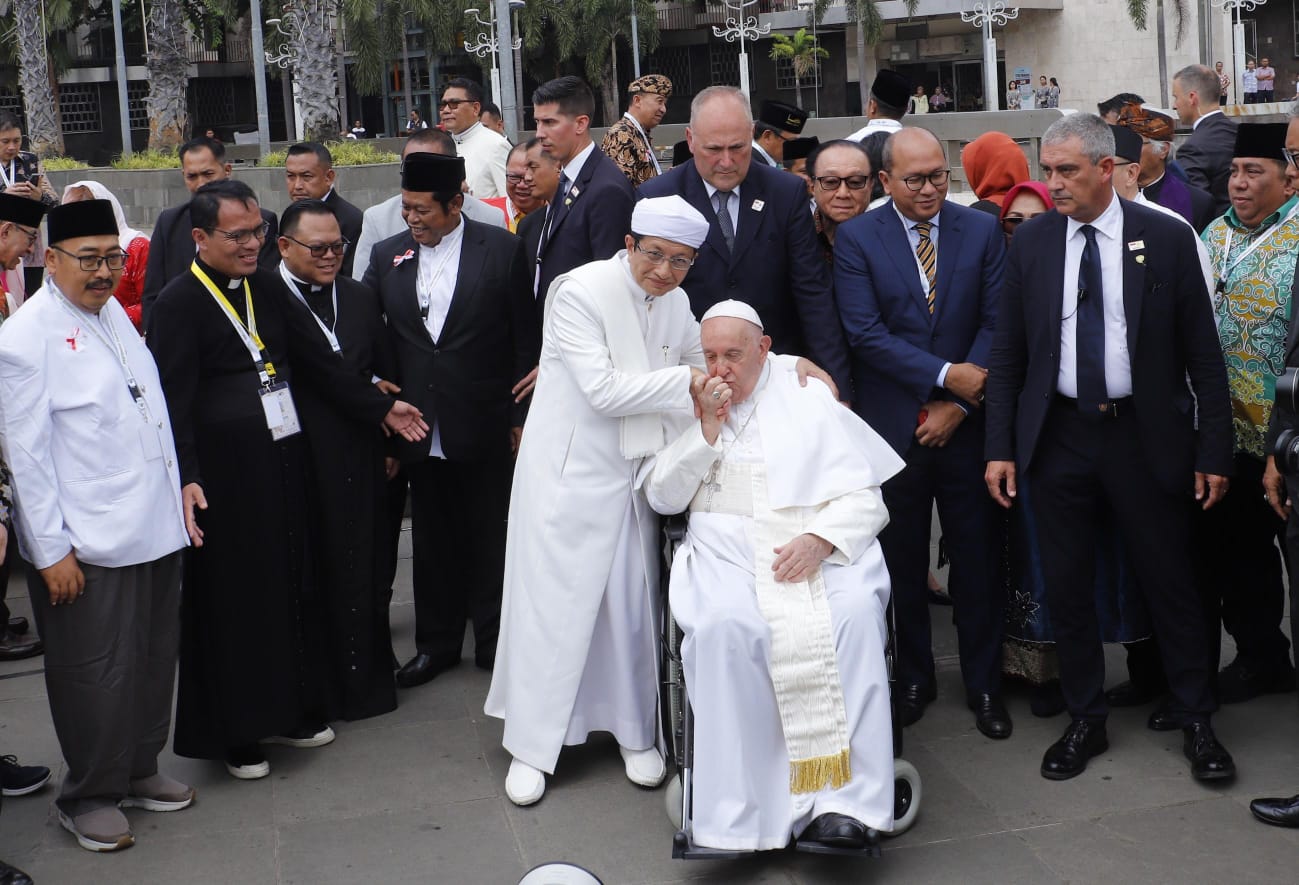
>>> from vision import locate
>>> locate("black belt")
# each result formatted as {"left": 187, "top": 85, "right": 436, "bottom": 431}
{"left": 1054, "top": 393, "right": 1133, "bottom": 418}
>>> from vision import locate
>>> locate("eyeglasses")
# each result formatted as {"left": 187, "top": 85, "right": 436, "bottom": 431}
{"left": 505, "top": 173, "right": 527, "bottom": 184}
{"left": 283, "top": 235, "right": 349, "bottom": 258}
{"left": 51, "top": 245, "right": 128, "bottom": 271}
{"left": 439, "top": 99, "right": 472, "bottom": 109}
{"left": 1284, "top": 147, "right": 1299, "bottom": 169}
{"left": 210, "top": 222, "right": 271, "bottom": 244}
{"left": 812, "top": 175, "right": 870, "bottom": 192}
{"left": 633, "top": 240, "right": 694, "bottom": 272}
{"left": 10, "top": 223, "right": 38, "bottom": 245}
{"left": 898, "top": 169, "right": 951, "bottom": 191}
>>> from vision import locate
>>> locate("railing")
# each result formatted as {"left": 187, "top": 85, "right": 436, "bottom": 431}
{"left": 656, "top": 3, "right": 730, "bottom": 29}
{"left": 69, "top": 31, "right": 146, "bottom": 67}
{"left": 187, "top": 38, "right": 252, "bottom": 64}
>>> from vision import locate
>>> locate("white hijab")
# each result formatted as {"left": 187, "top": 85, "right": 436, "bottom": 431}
{"left": 61, "top": 179, "right": 146, "bottom": 250}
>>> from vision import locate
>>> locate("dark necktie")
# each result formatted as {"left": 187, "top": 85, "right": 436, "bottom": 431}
{"left": 1076, "top": 224, "right": 1108, "bottom": 412}
{"left": 538, "top": 175, "right": 572, "bottom": 259}
{"left": 715, "top": 190, "right": 735, "bottom": 253}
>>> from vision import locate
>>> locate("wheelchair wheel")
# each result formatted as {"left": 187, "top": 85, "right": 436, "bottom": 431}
{"left": 887, "top": 759, "right": 921, "bottom": 836}
{"left": 664, "top": 772, "right": 683, "bottom": 830}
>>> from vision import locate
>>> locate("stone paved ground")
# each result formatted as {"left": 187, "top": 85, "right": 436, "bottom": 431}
{"left": 2, "top": 527, "right": 1298, "bottom": 884}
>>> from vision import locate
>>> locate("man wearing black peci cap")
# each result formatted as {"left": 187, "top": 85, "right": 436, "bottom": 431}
{"left": 0, "top": 199, "right": 194, "bottom": 852}
{"left": 362, "top": 152, "right": 537, "bottom": 689}
{"left": 752, "top": 99, "right": 809, "bottom": 169}
{"left": 848, "top": 69, "right": 911, "bottom": 142}
{"left": 781, "top": 135, "right": 819, "bottom": 192}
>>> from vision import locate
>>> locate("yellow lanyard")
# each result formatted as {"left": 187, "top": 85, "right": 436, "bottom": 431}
{"left": 190, "top": 262, "right": 278, "bottom": 383}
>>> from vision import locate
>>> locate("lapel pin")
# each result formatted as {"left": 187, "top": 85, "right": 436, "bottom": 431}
{"left": 393, "top": 249, "right": 414, "bottom": 267}
{"left": 752, "top": 199, "right": 765, "bottom": 212}
{"left": 66, "top": 327, "right": 80, "bottom": 351}
{"left": 1127, "top": 240, "right": 1145, "bottom": 251}
{"left": 1135, "top": 255, "right": 1146, "bottom": 264}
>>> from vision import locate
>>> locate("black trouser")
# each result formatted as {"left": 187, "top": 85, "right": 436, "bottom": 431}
{"left": 880, "top": 418, "right": 1002, "bottom": 698}
{"left": 406, "top": 456, "right": 512, "bottom": 663}
{"left": 380, "top": 468, "right": 408, "bottom": 603}
{"left": 1029, "top": 401, "right": 1214, "bottom": 723}
{"left": 1284, "top": 476, "right": 1299, "bottom": 663}
{"left": 1195, "top": 453, "right": 1292, "bottom": 673}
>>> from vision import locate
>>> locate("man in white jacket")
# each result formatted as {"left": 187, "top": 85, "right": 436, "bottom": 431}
{"left": 641, "top": 302, "right": 905, "bottom": 851}
{"left": 0, "top": 200, "right": 193, "bottom": 853}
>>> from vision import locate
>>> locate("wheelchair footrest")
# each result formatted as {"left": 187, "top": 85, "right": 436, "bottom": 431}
{"left": 672, "top": 830, "right": 757, "bottom": 861}
{"left": 793, "top": 833, "right": 883, "bottom": 859}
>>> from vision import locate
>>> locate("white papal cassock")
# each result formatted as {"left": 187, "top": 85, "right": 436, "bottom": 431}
{"left": 484, "top": 251, "right": 702, "bottom": 773}
{"left": 641, "top": 360, "right": 905, "bottom": 851}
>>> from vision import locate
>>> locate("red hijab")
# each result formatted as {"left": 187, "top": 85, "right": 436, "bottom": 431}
{"left": 999, "top": 180, "right": 1054, "bottom": 224}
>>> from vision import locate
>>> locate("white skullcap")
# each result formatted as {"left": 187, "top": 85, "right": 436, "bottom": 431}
{"left": 517, "top": 863, "right": 604, "bottom": 885}
{"left": 701, "top": 299, "right": 764, "bottom": 330}
{"left": 631, "top": 195, "right": 710, "bottom": 249}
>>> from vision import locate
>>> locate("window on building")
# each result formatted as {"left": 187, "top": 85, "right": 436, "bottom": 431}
{"left": 774, "top": 55, "right": 821, "bottom": 90}
{"left": 194, "top": 78, "right": 238, "bottom": 126}
{"left": 710, "top": 42, "right": 740, "bottom": 86}
{"left": 642, "top": 46, "right": 693, "bottom": 98}
{"left": 127, "top": 82, "right": 149, "bottom": 132}
{"left": 60, "top": 85, "right": 102, "bottom": 134}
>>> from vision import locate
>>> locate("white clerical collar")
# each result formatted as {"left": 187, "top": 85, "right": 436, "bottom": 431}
{"left": 1193, "top": 109, "right": 1223, "bottom": 130}
{"left": 1066, "top": 191, "right": 1123, "bottom": 241}
{"left": 418, "top": 216, "right": 465, "bottom": 254}
{"left": 562, "top": 141, "right": 597, "bottom": 185}
{"left": 452, "top": 121, "right": 482, "bottom": 143}
{"left": 280, "top": 263, "right": 323, "bottom": 293}
{"left": 1141, "top": 170, "right": 1166, "bottom": 192}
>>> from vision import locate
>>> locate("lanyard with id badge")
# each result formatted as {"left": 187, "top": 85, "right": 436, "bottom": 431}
{"left": 191, "top": 262, "right": 302, "bottom": 441}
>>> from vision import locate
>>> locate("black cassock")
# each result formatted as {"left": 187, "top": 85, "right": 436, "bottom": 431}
{"left": 278, "top": 273, "right": 398, "bottom": 721}
{"left": 149, "top": 260, "right": 393, "bottom": 759}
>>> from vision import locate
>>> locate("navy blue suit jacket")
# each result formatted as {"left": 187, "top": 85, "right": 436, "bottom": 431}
{"left": 534, "top": 146, "right": 634, "bottom": 303}
{"left": 834, "top": 199, "right": 1004, "bottom": 456}
{"left": 986, "top": 199, "right": 1232, "bottom": 493}
{"left": 637, "top": 159, "right": 851, "bottom": 398}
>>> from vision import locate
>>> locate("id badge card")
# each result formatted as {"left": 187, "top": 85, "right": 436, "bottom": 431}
{"left": 260, "top": 381, "right": 302, "bottom": 441}
{"left": 138, "top": 423, "right": 165, "bottom": 461}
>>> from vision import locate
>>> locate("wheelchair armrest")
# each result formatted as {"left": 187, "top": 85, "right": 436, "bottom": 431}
{"left": 663, "top": 512, "right": 688, "bottom": 543}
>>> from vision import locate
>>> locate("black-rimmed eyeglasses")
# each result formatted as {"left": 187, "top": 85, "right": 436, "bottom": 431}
{"left": 283, "top": 235, "right": 350, "bottom": 258}
{"left": 812, "top": 175, "right": 870, "bottom": 192}
{"left": 51, "top": 245, "right": 128, "bottom": 271}
{"left": 898, "top": 169, "right": 951, "bottom": 191}
{"left": 210, "top": 222, "right": 271, "bottom": 245}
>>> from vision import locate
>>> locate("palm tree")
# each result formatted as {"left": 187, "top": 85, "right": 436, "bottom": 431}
{"left": 281, "top": 0, "right": 342, "bottom": 140}
{"left": 146, "top": 0, "right": 191, "bottom": 150}
{"left": 844, "top": 0, "right": 914, "bottom": 114}
{"left": 768, "top": 28, "right": 827, "bottom": 109}
{"left": 1124, "top": 0, "right": 1188, "bottom": 107}
{"left": 0, "top": 0, "right": 72, "bottom": 155}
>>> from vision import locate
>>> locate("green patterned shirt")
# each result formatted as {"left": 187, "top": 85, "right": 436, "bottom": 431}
{"left": 1203, "top": 196, "right": 1299, "bottom": 458}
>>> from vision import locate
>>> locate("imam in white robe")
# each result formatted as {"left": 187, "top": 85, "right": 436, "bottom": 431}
{"left": 641, "top": 360, "right": 904, "bottom": 851}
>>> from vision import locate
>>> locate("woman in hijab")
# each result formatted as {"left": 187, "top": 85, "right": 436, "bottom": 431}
{"left": 962, "top": 131, "right": 1030, "bottom": 216}
{"left": 998, "top": 180, "right": 1053, "bottom": 245}
{"left": 61, "top": 180, "right": 148, "bottom": 333}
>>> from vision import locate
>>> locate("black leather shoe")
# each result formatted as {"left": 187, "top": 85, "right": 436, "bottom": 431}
{"left": 1183, "top": 721, "right": 1235, "bottom": 781}
{"left": 1146, "top": 699, "right": 1179, "bottom": 732}
{"left": 1250, "top": 794, "right": 1299, "bottom": 827}
{"left": 0, "top": 631, "right": 42, "bottom": 662}
{"left": 1104, "top": 680, "right": 1159, "bottom": 708}
{"left": 1040, "top": 719, "right": 1108, "bottom": 780}
{"left": 970, "top": 693, "right": 1013, "bottom": 739}
{"left": 395, "top": 653, "right": 459, "bottom": 688}
{"left": 1217, "top": 659, "right": 1296, "bottom": 704}
{"left": 801, "top": 812, "right": 868, "bottom": 849}
{"left": 897, "top": 683, "right": 937, "bottom": 727}
{"left": 0, "top": 858, "right": 34, "bottom": 885}
{"left": 6, "top": 617, "right": 27, "bottom": 636}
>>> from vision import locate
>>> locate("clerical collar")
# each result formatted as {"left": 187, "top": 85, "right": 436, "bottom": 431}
{"left": 194, "top": 257, "right": 244, "bottom": 290}
{"left": 280, "top": 263, "right": 324, "bottom": 293}
{"left": 1225, "top": 195, "right": 1298, "bottom": 234}
{"left": 1140, "top": 171, "right": 1165, "bottom": 191}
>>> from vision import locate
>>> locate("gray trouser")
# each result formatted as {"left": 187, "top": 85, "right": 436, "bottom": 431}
{"left": 29, "top": 551, "right": 182, "bottom": 816}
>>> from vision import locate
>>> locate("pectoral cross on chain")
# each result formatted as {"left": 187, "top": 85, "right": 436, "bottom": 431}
{"left": 701, "top": 460, "right": 722, "bottom": 509}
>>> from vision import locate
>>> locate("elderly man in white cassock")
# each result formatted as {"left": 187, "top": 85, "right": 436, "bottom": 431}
{"left": 641, "top": 301, "right": 905, "bottom": 851}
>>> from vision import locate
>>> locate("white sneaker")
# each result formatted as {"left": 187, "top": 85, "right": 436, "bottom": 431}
{"left": 262, "top": 725, "right": 336, "bottom": 748}
{"left": 505, "top": 758, "right": 546, "bottom": 806}
{"left": 619, "top": 746, "right": 666, "bottom": 788}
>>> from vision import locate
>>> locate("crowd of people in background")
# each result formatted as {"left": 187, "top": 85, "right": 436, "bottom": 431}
{"left": 3, "top": 56, "right": 1299, "bottom": 885}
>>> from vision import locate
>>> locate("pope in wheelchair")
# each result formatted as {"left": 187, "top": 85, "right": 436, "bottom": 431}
{"left": 641, "top": 301, "right": 906, "bottom": 852}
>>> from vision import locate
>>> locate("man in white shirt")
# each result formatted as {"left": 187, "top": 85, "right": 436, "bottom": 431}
{"left": 0, "top": 200, "right": 194, "bottom": 853}
{"left": 847, "top": 70, "right": 911, "bottom": 143}
{"left": 440, "top": 77, "right": 512, "bottom": 198}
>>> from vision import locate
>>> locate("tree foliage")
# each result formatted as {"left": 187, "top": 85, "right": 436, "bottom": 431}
{"left": 769, "top": 28, "right": 828, "bottom": 108}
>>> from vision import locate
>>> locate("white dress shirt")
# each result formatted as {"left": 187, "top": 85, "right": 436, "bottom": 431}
{"left": 1193, "top": 108, "right": 1224, "bottom": 130}
{"left": 702, "top": 179, "right": 742, "bottom": 236}
{"left": 561, "top": 140, "right": 597, "bottom": 195}
{"left": 846, "top": 118, "right": 902, "bottom": 143}
{"left": 751, "top": 141, "right": 779, "bottom": 168}
{"left": 892, "top": 204, "right": 953, "bottom": 390}
{"left": 350, "top": 192, "right": 504, "bottom": 282}
{"left": 416, "top": 219, "right": 465, "bottom": 458}
{"left": 1057, "top": 194, "right": 1132, "bottom": 399}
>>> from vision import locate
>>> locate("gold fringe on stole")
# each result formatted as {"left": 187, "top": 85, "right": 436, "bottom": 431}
{"left": 789, "top": 748, "right": 852, "bottom": 794}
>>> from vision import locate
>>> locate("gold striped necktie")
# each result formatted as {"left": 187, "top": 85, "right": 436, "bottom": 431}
{"left": 915, "top": 221, "right": 936, "bottom": 314}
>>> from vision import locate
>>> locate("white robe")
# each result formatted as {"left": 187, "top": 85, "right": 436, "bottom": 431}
{"left": 641, "top": 363, "right": 902, "bottom": 851}
{"left": 484, "top": 253, "right": 702, "bottom": 773}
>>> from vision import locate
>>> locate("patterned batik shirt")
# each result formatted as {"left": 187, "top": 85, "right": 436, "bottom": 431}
{"left": 601, "top": 116, "right": 658, "bottom": 187}
{"left": 1203, "top": 195, "right": 1299, "bottom": 458}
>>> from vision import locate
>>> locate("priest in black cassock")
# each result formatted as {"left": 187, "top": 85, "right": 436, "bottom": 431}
{"left": 363, "top": 152, "right": 536, "bottom": 688}
{"left": 274, "top": 198, "right": 398, "bottom": 722}
{"left": 148, "top": 180, "right": 427, "bottom": 780}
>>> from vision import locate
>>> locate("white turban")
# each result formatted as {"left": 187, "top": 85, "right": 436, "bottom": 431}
{"left": 701, "top": 299, "right": 764, "bottom": 331}
{"left": 631, "top": 195, "right": 710, "bottom": 249}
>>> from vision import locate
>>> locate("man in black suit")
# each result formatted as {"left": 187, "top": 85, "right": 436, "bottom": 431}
{"left": 362, "top": 153, "right": 537, "bottom": 688}
{"left": 283, "top": 142, "right": 365, "bottom": 277}
{"left": 986, "top": 113, "right": 1235, "bottom": 783}
{"left": 1173, "top": 64, "right": 1237, "bottom": 217}
{"left": 141, "top": 136, "right": 278, "bottom": 329}
{"left": 834, "top": 128, "right": 1009, "bottom": 738}
{"left": 638, "top": 86, "right": 851, "bottom": 399}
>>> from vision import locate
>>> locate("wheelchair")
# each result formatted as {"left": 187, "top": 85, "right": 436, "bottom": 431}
{"left": 657, "top": 515, "right": 922, "bottom": 860}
